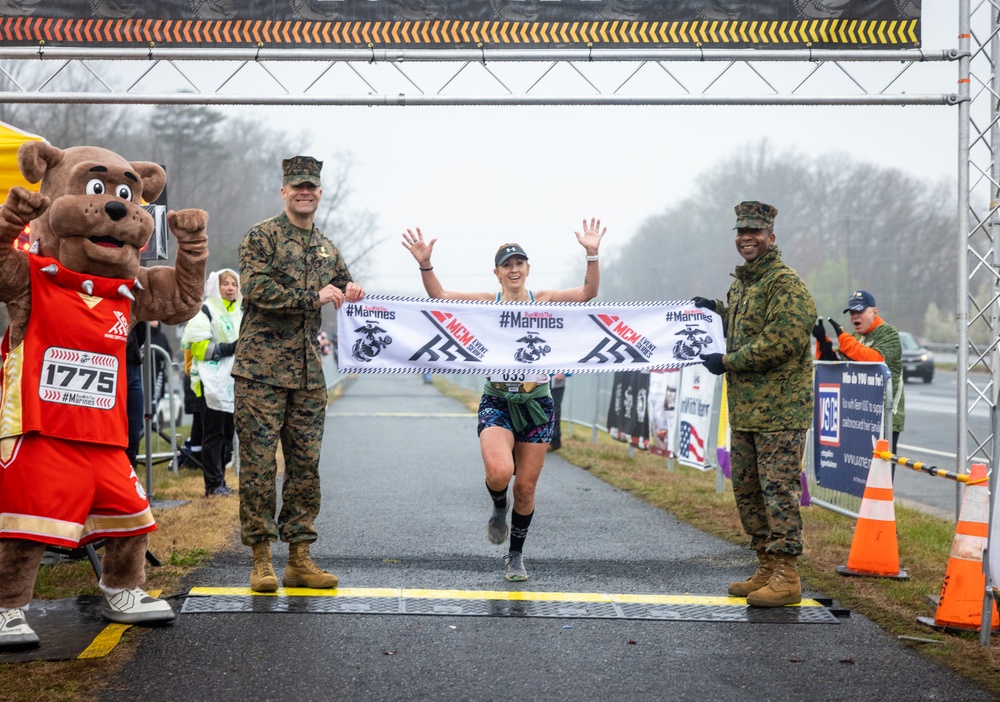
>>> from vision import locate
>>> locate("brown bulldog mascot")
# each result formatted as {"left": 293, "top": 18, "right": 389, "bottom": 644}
{"left": 0, "top": 143, "right": 208, "bottom": 648}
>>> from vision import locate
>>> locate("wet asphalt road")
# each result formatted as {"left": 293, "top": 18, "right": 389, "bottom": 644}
{"left": 102, "top": 375, "right": 993, "bottom": 702}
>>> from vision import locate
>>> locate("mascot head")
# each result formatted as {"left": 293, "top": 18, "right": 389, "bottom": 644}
{"left": 17, "top": 142, "right": 165, "bottom": 279}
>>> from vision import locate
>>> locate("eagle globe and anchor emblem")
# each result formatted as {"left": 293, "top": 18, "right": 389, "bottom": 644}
{"left": 514, "top": 331, "right": 551, "bottom": 363}
{"left": 672, "top": 324, "right": 713, "bottom": 361}
{"left": 352, "top": 320, "right": 393, "bottom": 362}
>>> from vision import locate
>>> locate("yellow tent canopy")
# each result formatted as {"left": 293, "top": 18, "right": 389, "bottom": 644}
{"left": 0, "top": 120, "right": 43, "bottom": 205}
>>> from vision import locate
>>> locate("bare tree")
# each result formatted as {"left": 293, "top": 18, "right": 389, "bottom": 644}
{"left": 602, "top": 140, "right": 957, "bottom": 336}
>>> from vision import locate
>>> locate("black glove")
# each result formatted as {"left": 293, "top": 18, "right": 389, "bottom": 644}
{"left": 691, "top": 296, "right": 717, "bottom": 313}
{"left": 212, "top": 341, "right": 236, "bottom": 360}
{"left": 700, "top": 352, "right": 726, "bottom": 376}
{"left": 812, "top": 318, "right": 837, "bottom": 360}
{"left": 812, "top": 318, "right": 827, "bottom": 341}
{"left": 827, "top": 317, "right": 844, "bottom": 337}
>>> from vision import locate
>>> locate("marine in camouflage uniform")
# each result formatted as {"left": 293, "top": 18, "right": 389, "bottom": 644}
{"left": 233, "top": 155, "right": 364, "bottom": 592}
{"left": 695, "top": 201, "right": 816, "bottom": 607}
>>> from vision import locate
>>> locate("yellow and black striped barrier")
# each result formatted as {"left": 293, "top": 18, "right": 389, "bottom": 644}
{"left": 0, "top": 17, "right": 919, "bottom": 49}
{"left": 875, "top": 451, "right": 988, "bottom": 486}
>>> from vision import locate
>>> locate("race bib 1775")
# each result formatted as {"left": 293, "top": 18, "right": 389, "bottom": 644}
{"left": 39, "top": 347, "right": 118, "bottom": 409}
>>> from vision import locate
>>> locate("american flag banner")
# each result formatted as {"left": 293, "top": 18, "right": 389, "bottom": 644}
{"left": 679, "top": 421, "right": 704, "bottom": 463}
{"left": 675, "top": 365, "right": 718, "bottom": 471}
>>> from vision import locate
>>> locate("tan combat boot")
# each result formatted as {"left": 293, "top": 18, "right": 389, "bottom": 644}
{"left": 746, "top": 553, "right": 802, "bottom": 607}
{"left": 250, "top": 541, "right": 278, "bottom": 593}
{"left": 283, "top": 542, "right": 338, "bottom": 589}
{"left": 728, "top": 549, "right": 777, "bottom": 597}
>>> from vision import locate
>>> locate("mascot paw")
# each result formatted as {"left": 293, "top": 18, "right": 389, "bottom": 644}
{"left": 101, "top": 587, "right": 176, "bottom": 624}
{"left": 1, "top": 186, "right": 49, "bottom": 231}
{"left": 167, "top": 208, "right": 209, "bottom": 242}
{"left": 0, "top": 607, "right": 40, "bottom": 648}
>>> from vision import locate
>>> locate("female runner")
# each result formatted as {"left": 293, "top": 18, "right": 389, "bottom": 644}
{"left": 402, "top": 219, "right": 605, "bottom": 581}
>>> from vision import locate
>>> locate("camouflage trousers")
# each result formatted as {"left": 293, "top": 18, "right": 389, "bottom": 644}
{"left": 234, "top": 377, "right": 328, "bottom": 547}
{"left": 730, "top": 429, "right": 806, "bottom": 557}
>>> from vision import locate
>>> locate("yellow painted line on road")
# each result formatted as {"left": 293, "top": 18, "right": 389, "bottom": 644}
{"left": 188, "top": 586, "right": 825, "bottom": 608}
{"left": 77, "top": 589, "right": 163, "bottom": 659}
{"left": 78, "top": 623, "right": 131, "bottom": 659}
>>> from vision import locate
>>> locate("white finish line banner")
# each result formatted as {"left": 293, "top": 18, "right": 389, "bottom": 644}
{"left": 337, "top": 296, "right": 724, "bottom": 375}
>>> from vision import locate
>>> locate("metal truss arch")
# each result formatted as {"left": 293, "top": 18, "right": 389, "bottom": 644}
{"left": 0, "top": 4, "right": 995, "bottom": 639}
{"left": 0, "top": 46, "right": 960, "bottom": 107}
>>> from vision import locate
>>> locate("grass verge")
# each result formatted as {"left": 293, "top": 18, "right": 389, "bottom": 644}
{"left": 434, "top": 377, "right": 1000, "bottom": 697}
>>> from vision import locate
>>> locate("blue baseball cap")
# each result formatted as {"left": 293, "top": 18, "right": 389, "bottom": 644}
{"left": 844, "top": 290, "right": 876, "bottom": 313}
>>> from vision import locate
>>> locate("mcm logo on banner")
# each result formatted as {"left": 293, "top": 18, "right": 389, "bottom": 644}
{"left": 409, "top": 310, "right": 488, "bottom": 363}
{"left": 580, "top": 314, "right": 657, "bottom": 364}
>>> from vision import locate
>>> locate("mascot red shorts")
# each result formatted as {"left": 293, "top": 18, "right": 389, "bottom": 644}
{"left": 0, "top": 433, "right": 156, "bottom": 548}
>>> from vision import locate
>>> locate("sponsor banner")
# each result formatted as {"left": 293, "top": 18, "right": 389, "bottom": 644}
{"left": 648, "top": 368, "right": 680, "bottom": 458}
{"left": 607, "top": 370, "right": 649, "bottom": 450}
{"left": 0, "top": 2, "right": 920, "bottom": 49}
{"left": 336, "top": 296, "right": 724, "bottom": 375}
{"left": 676, "top": 364, "right": 716, "bottom": 471}
{"left": 814, "top": 361, "right": 889, "bottom": 498}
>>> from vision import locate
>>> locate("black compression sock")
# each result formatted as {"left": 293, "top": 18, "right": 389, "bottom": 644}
{"left": 510, "top": 509, "right": 534, "bottom": 552}
{"left": 487, "top": 481, "right": 508, "bottom": 509}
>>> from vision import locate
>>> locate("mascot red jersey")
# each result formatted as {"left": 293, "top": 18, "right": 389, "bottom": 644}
{"left": 0, "top": 142, "right": 208, "bottom": 649}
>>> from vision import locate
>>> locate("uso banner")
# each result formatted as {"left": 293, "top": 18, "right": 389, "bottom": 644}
{"left": 607, "top": 371, "right": 649, "bottom": 450}
{"left": 676, "top": 365, "right": 717, "bottom": 470}
{"left": 814, "top": 361, "right": 890, "bottom": 498}
{"left": 337, "top": 296, "right": 723, "bottom": 375}
{"left": 0, "top": 1, "right": 920, "bottom": 49}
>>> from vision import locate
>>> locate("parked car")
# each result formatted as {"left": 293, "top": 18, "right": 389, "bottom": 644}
{"left": 899, "top": 331, "right": 934, "bottom": 383}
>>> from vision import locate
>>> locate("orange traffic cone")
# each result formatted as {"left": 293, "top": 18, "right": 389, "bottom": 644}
{"left": 918, "top": 463, "right": 999, "bottom": 632}
{"left": 837, "top": 439, "right": 909, "bottom": 579}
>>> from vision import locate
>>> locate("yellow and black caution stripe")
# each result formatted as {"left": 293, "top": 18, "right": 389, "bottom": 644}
{"left": 183, "top": 586, "right": 841, "bottom": 624}
{"left": 0, "top": 18, "right": 919, "bottom": 48}
{"left": 875, "top": 451, "right": 988, "bottom": 485}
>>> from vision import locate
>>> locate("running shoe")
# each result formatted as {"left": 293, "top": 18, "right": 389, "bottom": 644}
{"left": 487, "top": 501, "right": 509, "bottom": 544}
{"left": 504, "top": 551, "right": 528, "bottom": 582}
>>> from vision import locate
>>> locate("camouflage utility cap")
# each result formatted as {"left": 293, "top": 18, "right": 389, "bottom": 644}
{"left": 282, "top": 156, "right": 322, "bottom": 186}
{"left": 733, "top": 201, "right": 778, "bottom": 230}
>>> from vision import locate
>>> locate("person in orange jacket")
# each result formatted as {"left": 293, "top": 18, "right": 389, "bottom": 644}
{"left": 814, "top": 289, "right": 904, "bottom": 457}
